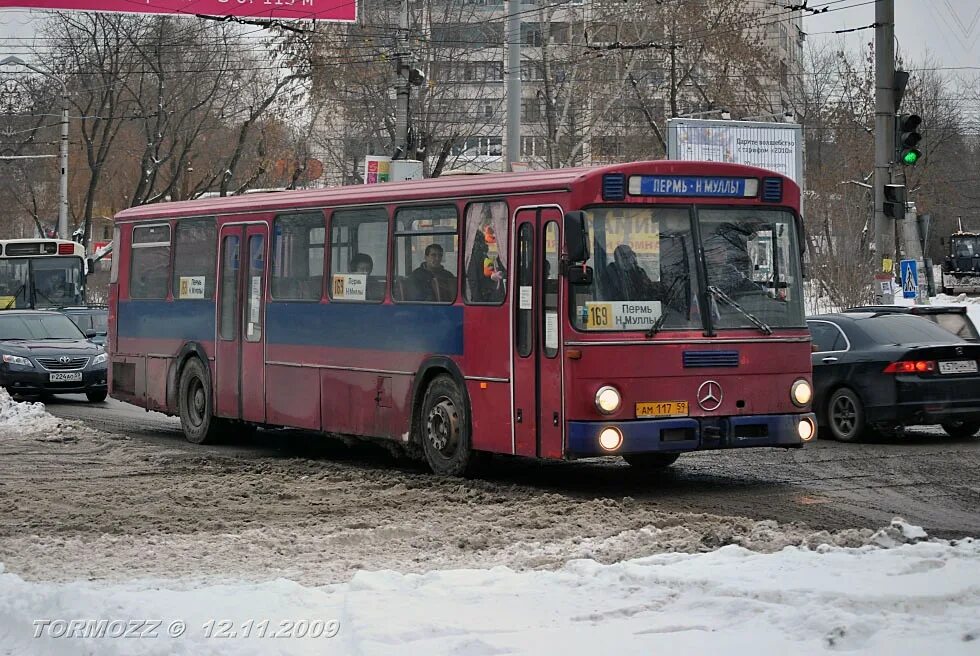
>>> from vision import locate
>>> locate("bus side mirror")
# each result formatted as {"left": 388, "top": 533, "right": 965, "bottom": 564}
{"left": 563, "top": 211, "right": 589, "bottom": 263}
{"left": 567, "top": 265, "right": 594, "bottom": 286}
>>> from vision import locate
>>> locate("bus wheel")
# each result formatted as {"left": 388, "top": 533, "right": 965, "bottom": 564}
{"left": 420, "top": 375, "right": 473, "bottom": 476}
{"left": 622, "top": 453, "right": 680, "bottom": 469}
{"left": 178, "top": 358, "right": 223, "bottom": 445}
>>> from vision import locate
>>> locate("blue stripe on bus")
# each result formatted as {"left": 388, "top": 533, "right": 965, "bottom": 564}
{"left": 266, "top": 302, "right": 464, "bottom": 354}
{"left": 117, "top": 300, "right": 215, "bottom": 342}
{"left": 117, "top": 300, "right": 464, "bottom": 354}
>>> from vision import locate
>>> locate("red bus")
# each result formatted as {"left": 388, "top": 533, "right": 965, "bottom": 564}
{"left": 108, "top": 161, "right": 816, "bottom": 475}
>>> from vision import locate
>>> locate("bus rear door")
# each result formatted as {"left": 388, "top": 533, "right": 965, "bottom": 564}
{"left": 215, "top": 223, "right": 268, "bottom": 424}
{"left": 513, "top": 207, "right": 564, "bottom": 459}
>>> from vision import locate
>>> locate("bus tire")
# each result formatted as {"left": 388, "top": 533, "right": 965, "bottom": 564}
{"left": 177, "top": 358, "right": 224, "bottom": 445}
{"left": 622, "top": 453, "right": 680, "bottom": 469}
{"left": 419, "top": 374, "right": 473, "bottom": 476}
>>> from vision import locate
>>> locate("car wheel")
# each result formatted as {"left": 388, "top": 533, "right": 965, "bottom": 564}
{"left": 177, "top": 358, "right": 225, "bottom": 445}
{"left": 940, "top": 420, "right": 980, "bottom": 438}
{"left": 622, "top": 453, "right": 680, "bottom": 470}
{"left": 827, "top": 387, "right": 866, "bottom": 442}
{"left": 85, "top": 390, "right": 107, "bottom": 403}
{"left": 419, "top": 374, "right": 474, "bottom": 476}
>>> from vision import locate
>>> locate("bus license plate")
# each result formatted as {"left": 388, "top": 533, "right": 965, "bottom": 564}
{"left": 636, "top": 401, "right": 689, "bottom": 418}
{"left": 49, "top": 372, "right": 82, "bottom": 382}
{"left": 939, "top": 360, "right": 978, "bottom": 375}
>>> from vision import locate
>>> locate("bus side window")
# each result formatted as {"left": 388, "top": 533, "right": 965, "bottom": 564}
{"left": 172, "top": 218, "right": 216, "bottom": 300}
{"left": 329, "top": 208, "right": 389, "bottom": 303}
{"left": 463, "top": 201, "right": 508, "bottom": 305}
{"left": 130, "top": 224, "right": 171, "bottom": 299}
{"left": 271, "top": 213, "right": 325, "bottom": 301}
{"left": 393, "top": 205, "right": 458, "bottom": 304}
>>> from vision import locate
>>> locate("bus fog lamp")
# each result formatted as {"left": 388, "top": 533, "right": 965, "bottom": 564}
{"left": 598, "top": 427, "right": 623, "bottom": 451}
{"left": 595, "top": 386, "right": 622, "bottom": 414}
{"left": 797, "top": 418, "right": 815, "bottom": 441}
{"left": 791, "top": 379, "right": 812, "bottom": 407}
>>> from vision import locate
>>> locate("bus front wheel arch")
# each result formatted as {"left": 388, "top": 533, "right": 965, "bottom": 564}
{"left": 177, "top": 357, "right": 225, "bottom": 445}
{"left": 418, "top": 374, "right": 475, "bottom": 476}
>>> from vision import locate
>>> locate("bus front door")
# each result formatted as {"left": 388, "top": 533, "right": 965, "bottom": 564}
{"left": 513, "top": 208, "right": 564, "bottom": 459}
{"left": 215, "top": 223, "right": 268, "bottom": 424}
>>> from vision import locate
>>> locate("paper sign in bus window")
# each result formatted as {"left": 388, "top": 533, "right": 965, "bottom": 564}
{"left": 332, "top": 274, "right": 367, "bottom": 301}
{"left": 178, "top": 276, "right": 206, "bottom": 299}
{"left": 249, "top": 276, "right": 262, "bottom": 323}
{"left": 585, "top": 301, "right": 662, "bottom": 330}
{"left": 545, "top": 312, "right": 559, "bottom": 349}
{"left": 519, "top": 286, "right": 533, "bottom": 310}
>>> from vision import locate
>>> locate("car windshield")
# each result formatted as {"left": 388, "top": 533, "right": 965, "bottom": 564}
{"left": 572, "top": 206, "right": 804, "bottom": 332}
{"left": 858, "top": 314, "right": 964, "bottom": 345}
{"left": 68, "top": 312, "right": 108, "bottom": 333}
{"left": 0, "top": 256, "right": 85, "bottom": 309}
{"left": 0, "top": 314, "right": 85, "bottom": 340}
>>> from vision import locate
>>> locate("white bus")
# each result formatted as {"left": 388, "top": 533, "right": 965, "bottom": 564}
{"left": 0, "top": 239, "right": 87, "bottom": 309}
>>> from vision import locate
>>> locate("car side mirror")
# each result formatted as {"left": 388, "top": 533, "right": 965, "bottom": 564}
{"left": 84, "top": 329, "right": 97, "bottom": 339}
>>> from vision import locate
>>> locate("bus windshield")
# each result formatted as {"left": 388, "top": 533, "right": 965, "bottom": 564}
{"left": 572, "top": 206, "right": 804, "bottom": 332}
{"left": 0, "top": 256, "right": 85, "bottom": 309}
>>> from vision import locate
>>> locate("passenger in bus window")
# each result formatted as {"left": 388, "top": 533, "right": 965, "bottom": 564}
{"left": 351, "top": 253, "right": 385, "bottom": 301}
{"left": 409, "top": 243, "right": 456, "bottom": 302}
{"left": 465, "top": 229, "right": 506, "bottom": 303}
{"left": 604, "top": 245, "right": 661, "bottom": 302}
{"left": 351, "top": 253, "right": 373, "bottom": 274}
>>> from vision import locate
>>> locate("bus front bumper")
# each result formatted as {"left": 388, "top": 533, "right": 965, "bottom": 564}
{"left": 567, "top": 413, "right": 817, "bottom": 457}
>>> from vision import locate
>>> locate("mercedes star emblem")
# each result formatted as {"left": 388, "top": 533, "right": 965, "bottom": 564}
{"left": 697, "top": 380, "right": 723, "bottom": 412}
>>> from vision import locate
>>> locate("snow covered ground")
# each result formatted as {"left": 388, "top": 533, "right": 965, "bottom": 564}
{"left": 1, "top": 522, "right": 978, "bottom": 656}
{"left": 2, "top": 365, "right": 979, "bottom": 655}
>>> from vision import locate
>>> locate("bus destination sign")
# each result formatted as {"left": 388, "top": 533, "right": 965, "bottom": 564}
{"left": 628, "top": 176, "right": 757, "bottom": 198}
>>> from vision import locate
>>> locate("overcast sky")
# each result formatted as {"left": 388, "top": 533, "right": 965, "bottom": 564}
{"left": 805, "top": 0, "right": 978, "bottom": 70}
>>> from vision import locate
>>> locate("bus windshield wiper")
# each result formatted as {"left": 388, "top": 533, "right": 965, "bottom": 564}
{"left": 706, "top": 285, "right": 772, "bottom": 335}
{"left": 645, "top": 278, "right": 683, "bottom": 338}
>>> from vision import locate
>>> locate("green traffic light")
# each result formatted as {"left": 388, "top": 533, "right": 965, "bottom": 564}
{"left": 902, "top": 150, "right": 920, "bottom": 165}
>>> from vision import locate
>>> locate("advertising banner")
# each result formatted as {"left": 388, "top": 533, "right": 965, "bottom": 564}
{"left": 0, "top": 0, "right": 357, "bottom": 22}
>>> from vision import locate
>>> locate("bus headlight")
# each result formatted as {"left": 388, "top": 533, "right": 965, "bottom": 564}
{"left": 791, "top": 379, "right": 812, "bottom": 407}
{"left": 595, "top": 386, "right": 622, "bottom": 415}
{"left": 798, "top": 417, "right": 816, "bottom": 442}
{"left": 598, "top": 426, "right": 623, "bottom": 451}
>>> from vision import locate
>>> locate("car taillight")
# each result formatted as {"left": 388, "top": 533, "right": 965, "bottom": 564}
{"left": 883, "top": 360, "right": 936, "bottom": 374}
{"left": 57, "top": 243, "right": 74, "bottom": 255}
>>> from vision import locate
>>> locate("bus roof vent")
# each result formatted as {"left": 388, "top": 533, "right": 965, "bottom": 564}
{"left": 602, "top": 173, "right": 626, "bottom": 201}
{"left": 761, "top": 177, "right": 782, "bottom": 202}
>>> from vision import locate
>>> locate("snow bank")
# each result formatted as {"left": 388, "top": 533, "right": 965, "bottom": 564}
{"left": 1, "top": 524, "right": 978, "bottom": 656}
{"left": 0, "top": 387, "right": 76, "bottom": 440}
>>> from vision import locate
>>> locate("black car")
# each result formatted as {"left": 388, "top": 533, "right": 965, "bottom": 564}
{"left": 808, "top": 312, "right": 980, "bottom": 442}
{"left": 843, "top": 305, "right": 979, "bottom": 342}
{"left": 0, "top": 310, "right": 108, "bottom": 402}
{"left": 58, "top": 306, "right": 108, "bottom": 347}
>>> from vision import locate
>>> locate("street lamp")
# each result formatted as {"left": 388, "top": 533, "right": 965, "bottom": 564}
{"left": 1, "top": 56, "right": 70, "bottom": 239}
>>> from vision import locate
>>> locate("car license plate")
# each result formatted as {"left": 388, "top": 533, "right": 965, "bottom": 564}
{"left": 636, "top": 401, "right": 689, "bottom": 418}
{"left": 49, "top": 372, "right": 82, "bottom": 382}
{"left": 939, "top": 360, "right": 978, "bottom": 375}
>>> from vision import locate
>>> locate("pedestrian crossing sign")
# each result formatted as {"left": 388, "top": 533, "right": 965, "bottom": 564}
{"left": 900, "top": 259, "right": 918, "bottom": 299}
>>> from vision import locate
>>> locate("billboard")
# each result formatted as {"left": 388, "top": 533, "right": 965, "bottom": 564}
{"left": 666, "top": 118, "right": 804, "bottom": 188}
{"left": 0, "top": 0, "right": 357, "bottom": 22}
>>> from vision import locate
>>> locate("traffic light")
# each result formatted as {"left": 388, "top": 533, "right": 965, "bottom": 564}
{"left": 896, "top": 114, "right": 922, "bottom": 165}
{"left": 883, "top": 184, "right": 907, "bottom": 219}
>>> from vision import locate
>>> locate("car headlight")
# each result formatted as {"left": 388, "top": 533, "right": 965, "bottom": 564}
{"left": 791, "top": 379, "right": 812, "bottom": 407}
{"left": 595, "top": 386, "right": 622, "bottom": 414}
{"left": 2, "top": 354, "right": 34, "bottom": 367}
{"left": 91, "top": 352, "right": 108, "bottom": 366}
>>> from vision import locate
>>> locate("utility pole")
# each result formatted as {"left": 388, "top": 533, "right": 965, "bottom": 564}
{"left": 393, "top": 0, "right": 411, "bottom": 160}
{"left": 503, "top": 0, "right": 521, "bottom": 172}
{"left": 873, "top": 0, "right": 896, "bottom": 303}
